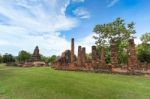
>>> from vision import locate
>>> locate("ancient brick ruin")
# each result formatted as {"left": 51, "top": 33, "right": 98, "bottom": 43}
{"left": 52, "top": 38, "right": 150, "bottom": 75}
{"left": 127, "top": 39, "right": 138, "bottom": 70}
{"left": 110, "top": 40, "right": 118, "bottom": 68}
{"left": 18, "top": 46, "right": 46, "bottom": 67}
{"left": 52, "top": 38, "right": 111, "bottom": 72}
{"left": 31, "top": 46, "right": 41, "bottom": 61}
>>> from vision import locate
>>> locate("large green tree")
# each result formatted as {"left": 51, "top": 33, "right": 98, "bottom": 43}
{"left": 93, "top": 18, "right": 135, "bottom": 64}
{"left": 93, "top": 18, "right": 135, "bottom": 46}
{"left": 17, "top": 50, "right": 31, "bottom": 62}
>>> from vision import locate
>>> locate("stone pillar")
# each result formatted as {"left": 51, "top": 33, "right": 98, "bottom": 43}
{"left": 128, "top": 39, "right": 137, "bottom": 71}
{"left": 71, "top": 38, "right": 74, "bottom": 64}
{"left": 82, "top": 47, "right": 86, "bottom": 66}
{"left": 101, "top": 47, "right": 106, "bottom": 66}
{"left": 92, "top": 46, "right": 97, "bottom": 60}
{"left": 92, "top": 46, "right": 97, "bottom": 67}
{"left": 77, "top": 46, "right": 82, "bottom": 66}
{"left": 111, "top": 40, "right": 118, "bottom": 68}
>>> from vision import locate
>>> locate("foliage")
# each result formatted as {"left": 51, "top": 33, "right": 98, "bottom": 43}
{"left": 117, "top": 40, "right": 128, "bottom": 64}
{"left": 140, "top": 32, "right": 150, "bottom": 43}
{"left": 2, "top": 53, "right": 15, "bottom": 63}
{"left": 93, "top": 18, "right": 135, "bottom": 64}
{"left": 49, "top": 55, "right": 57, "bottom": 63}
{"left": 96, "top": 46, "right": 111, "bottom": 64}
{"left": 41, "top": 55, "right": 49, "bottom": 63}
{"left": 93, "top": 17, "right": 135, "bottom": 47}
{"left": 137, "top": 33, "right": 150, "bottom": 63}
{"left": 17, "top": 50, "right": 31, "bottom": 62}
{"left": 137, "top": 43, "right": 150, "bottom": 63}
{"left": 105, "top": 47, "right": 111, "bottom": 64}
{"left": 41, "top": 55, "right": 57, "bottom": 64}
{"left": 0, "top": 54, "right": 2, "bottom": 63}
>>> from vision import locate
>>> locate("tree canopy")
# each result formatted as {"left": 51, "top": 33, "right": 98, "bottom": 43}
{"left": 0, "top": 54, "right": 2, "bottom": 63}
{"left": 93, "top": 18, "right": 136, "bottom": 64}
{"left": 17, "top": 50, "right": 31, "bottom": 62}
{"left": 93, "top": 18, "right": 135, "bottom": 46}
{"left": 137, "top": 33, "right": 150, "bottom": 63}
{"left": 140, "top": 32, "right": 150, "bottom": 44}
{"left": 3, "top": 53, "right": 15, "bottom": 63}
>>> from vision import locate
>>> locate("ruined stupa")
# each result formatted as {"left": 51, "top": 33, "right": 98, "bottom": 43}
{"left": 31, "top": 46, "right": 41, "bottom": 61}
{"left": 22, "top": 46, "right": 45, "bottom": 67}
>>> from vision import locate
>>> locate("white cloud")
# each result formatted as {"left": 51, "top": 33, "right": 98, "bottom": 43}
{"left": 0, "top": 0, "right": 95, "bottom": 56}
{"left": 73, "top": 7, "right": 90, "bottom": 19}
{"left": 107, "top": 0, "right": 120, "bottom": 7}
{"left": 0, "top": 40, "right": 9, "bottom": 46}
{"left": 0, "top": 0, "right": 79, "bottom": 56}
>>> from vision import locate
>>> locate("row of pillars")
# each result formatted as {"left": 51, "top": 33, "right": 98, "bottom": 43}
{"left": 70, "top": 38, "right": 86, "bottom": 67}
{"left": 70, "top": 38, "right": 137, "bottom": 69}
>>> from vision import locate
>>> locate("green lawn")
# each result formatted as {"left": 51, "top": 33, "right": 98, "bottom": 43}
{"left": 0, "top": 64, "right": 150, "bottom": 99}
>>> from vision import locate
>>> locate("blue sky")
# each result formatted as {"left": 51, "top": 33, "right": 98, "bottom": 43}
{"left": 0, "top": 0, "right": 150, "bottom": 56}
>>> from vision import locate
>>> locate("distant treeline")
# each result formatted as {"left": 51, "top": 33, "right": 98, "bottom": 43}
{"left": 0, "top": 51, "right": 57, "bottom": 64}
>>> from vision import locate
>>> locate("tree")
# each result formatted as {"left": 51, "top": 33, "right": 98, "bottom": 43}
{"left": 3, "top": 53, "right": 15, "bottom": 63}
{"left": 140, "top": 32, "right": 150, "bottom": 44}
{"left": 41, "top": 55, "right": 49, "bottom": 63}
{"left": 137, "top": 33, "right": 150, "bottom": 63}
{"left": 41, "top": 55, "right": 57, "bottom": 64}
{"left": 117, "top": 40, "right": 128, "bottom": 64}
{"left": 137, "top": 44, "right": 150, "bottom": 63}
{"left": 17, "top": 50, "right": 31, "bottom": 62}
{"left": 93, "top": 18, "right": 135, "bottom": 64}
{"left": 0, "top": 54, "right": 2, "bottom": 63}
{"left": 49, "top": 55, "right": 57, "bottom": 63}
{"left": 93, "top": 18, "right": 135, "bottom": 46}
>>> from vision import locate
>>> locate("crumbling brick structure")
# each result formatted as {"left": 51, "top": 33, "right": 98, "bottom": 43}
{"left": 81, "top": 47, "right": 86, "bottom": 67}
{"left": 70, "top": 38, "right": 75, "bottom": 66}
{"left": 77, "top": 46, "right": 82, "bottom": 67}
{"left": 128, "top": 39, "right": 138, "bottom": 71}
{"left": 52, "top": 38, "right": 149, "bottom": 75}
{"left": 110, "top": 40, "right": 118, "bottom": 68}
{"left": 31, "top": 46, "right": 41, "bottom": 61}
{"left": 18, "top": 46, "right": 46, "bottom": 67}
{"left": 100, "top": 47, "right": 106, "bottom": 66}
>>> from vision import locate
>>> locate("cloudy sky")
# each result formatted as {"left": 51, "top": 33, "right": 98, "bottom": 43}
{"left": 0, "top": 0, "right": 150, "bottom": 56}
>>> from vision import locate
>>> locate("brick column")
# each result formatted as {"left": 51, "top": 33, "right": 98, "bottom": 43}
{"left": 71, "top": 38, "right": 74, "bottom": 64}
{"left": 101, "top": 47, "right": 106, "bottom": 66}
{"left": 92, "top": 46, "right": 97, "bottom": 67}
{"left": 82, "top": 47, "right": 86, "bottom": 66}
{"left": 77, "top": 46, "right": 82, "bottom": 66}
{"left": 111, "top": 40, "right": 118, "bottom": 68}
{"left": 128, "top": 39, "right": 137, "bottom": 70}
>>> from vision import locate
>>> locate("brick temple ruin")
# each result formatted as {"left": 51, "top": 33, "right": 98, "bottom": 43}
{"left": 18, "top": 46, "right": 46, "bottom": 67}
{"left": 52, "top": 38, "right": 150, "bottom": 75}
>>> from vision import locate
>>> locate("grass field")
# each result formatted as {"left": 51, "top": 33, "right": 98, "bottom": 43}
{"left": 0, "top": 64, "right": 150, "bottom": 99}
